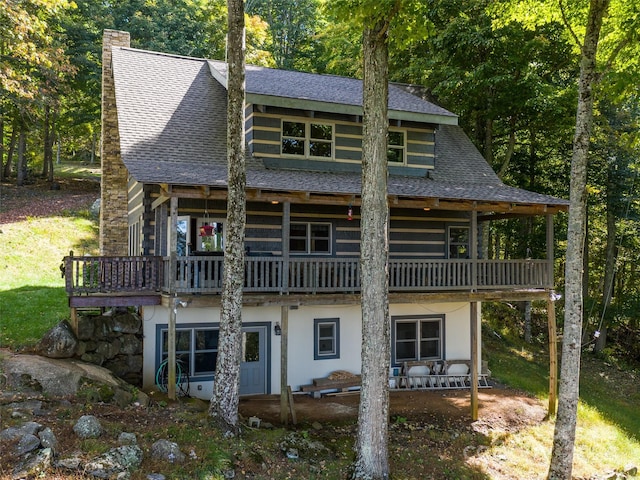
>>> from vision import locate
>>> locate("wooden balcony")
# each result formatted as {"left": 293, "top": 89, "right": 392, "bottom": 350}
{"left": 64, "top": 255, "right": 553, "bottom": 299}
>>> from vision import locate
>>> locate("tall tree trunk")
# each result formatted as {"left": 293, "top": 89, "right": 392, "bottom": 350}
{"left": 209, "top": 0, "right": 246, "bottom": 435}
{"left": 548, "top": 1, "right": 609, "bottom": 478}
{"left": 352, "top": 16, "right": 391, "bottom": 480}
{"left": 4, "top": 123, "right": 17, "bottom": 179}
{"left": 16, "top": 130, "right": 26, "bottom": 187}
{"left": 91, "top": 131, "right": 96, "bottom": 164}
{"left": 595, "top": 167, "right": 617, "bottom": 352}
{"left": 42, "top": 106, "right": 51, "bottom": 178}
{"left": 47, "top": 110, "right": 56, "bottom": 182}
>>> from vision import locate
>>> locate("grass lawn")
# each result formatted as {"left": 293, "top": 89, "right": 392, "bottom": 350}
{"left": 0, "top": 163, "right": 99, "bottom": 349}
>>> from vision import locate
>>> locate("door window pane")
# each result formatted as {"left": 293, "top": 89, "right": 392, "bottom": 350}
{"left": 242, "top": 331, "right": 260, "bottom": 362}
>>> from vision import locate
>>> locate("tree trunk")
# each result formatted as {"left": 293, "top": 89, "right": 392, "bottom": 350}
{"left": 209, "top": 0, "right": 246, "bottom": 436}
{"left": 352, "top": 17, "right": 391, "bottom": 480}
{"left": 42, "top": 106, "right": 51, "bottom": 178}
{"left": 47, "top": 110, "right": 56, "bottom": 182}
{"left": 595, "top": 168, "right": 617, "bottom": 352}
{"left": 524, "top": 301, "right": 532, "bottom": 344}
{"left": 16, "top": 130, "right": 26, "bottom": 187}
{"left": 4, "top": 124, "right": 17, "bottom": 179}
{"left": 548, "top": 1, "right": 609, "bottom": 478}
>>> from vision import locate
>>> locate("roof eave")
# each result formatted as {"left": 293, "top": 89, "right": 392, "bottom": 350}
{"left": 247, "top": 93, "right": 458, "bottom": 125}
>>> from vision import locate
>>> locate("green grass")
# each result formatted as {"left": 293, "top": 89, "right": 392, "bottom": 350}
{"left": 0, "top": 214, "right": 98, "bottom": 349}
{"left": 482, "top": 308, "right": 640, "bottom": 478}
{"left": 55, "top": 162, "right": 101, "bottom": 180}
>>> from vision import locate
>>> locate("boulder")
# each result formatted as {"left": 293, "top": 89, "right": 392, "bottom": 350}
{"left": 150, "top": 439, "right": 185, "bottom": 463}
{"left": 73, "top": 415, "right": 104, "bottom": 439}
{"left": 112, "top": 313, "right": 141, "bottom": 334}
{"left": 1, "top": 352, "right": 140, "bottom": 404}
{"left": 12, "top": 448, "right": 53, "bottom": 479}
{"left": 119, "top": 335, "right": 142, "bottom": 355}
{"left": 38, "top": 427, "right": 58, "bottom": 451}
{"left": 76, "top": 316, "right": 97, "bottom": 340}
{"left": 84, "top": 445, "right": 143, "bottom": 479}
{"left": 117, "top": 432, "right": 137, "bottom": 446}
{"left": 15, "top": 433, "right": 41, "bottom": 456}
{"left": 36, "top": 321, "right": 77, "bottom": 359}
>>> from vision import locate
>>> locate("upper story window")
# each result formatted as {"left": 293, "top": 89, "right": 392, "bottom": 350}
{"left": 387, "top": 130, "right": 406, "bottom": 164}
{"left": 282, "top": 120, "right": 333, "bottom": 159}
{"left": 290, "top": 222, "right": 331, "bottom": 254}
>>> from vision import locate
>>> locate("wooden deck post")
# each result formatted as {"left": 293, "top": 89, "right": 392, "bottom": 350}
{"left": 282, "top": 202, "right": 290, "bottom": 293}
{"left": 280, "top": 305, "right": 289, "bottom": 424}
{"left": 470, "top": 301, "right": 479, "bottom": 421}
{"left": 547, "top": 292, "right": 558, "bottom": 415}
{"left": 167, "top": 196, "right": 178, "bottom": 400}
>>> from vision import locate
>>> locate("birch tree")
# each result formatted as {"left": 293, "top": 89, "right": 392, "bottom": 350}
{"left": 209, "top": 0, "right": 246, "bottom": 435}
{"left": 548, "top": 1, "right": 609, "bottom": 477}
{"left": 351, "top": 2, "right": 400, "bottom": 478}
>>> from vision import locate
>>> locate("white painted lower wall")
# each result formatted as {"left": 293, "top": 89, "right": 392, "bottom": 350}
{"left": 141, "top": 301, "right": 481, "bottom": 400}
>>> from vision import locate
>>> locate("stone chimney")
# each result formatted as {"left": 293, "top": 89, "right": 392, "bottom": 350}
{"left": 100, "top": 30, "right": 130, "bottom": 256}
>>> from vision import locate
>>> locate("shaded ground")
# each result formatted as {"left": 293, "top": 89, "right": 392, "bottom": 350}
{"left": 239, "top": 387, "right": 545, "bottom": 434}
{"left": 0, "top": 176, "right": 99, "bottom": 225}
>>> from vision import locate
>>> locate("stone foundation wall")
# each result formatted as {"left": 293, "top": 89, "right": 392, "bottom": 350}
{"left": 75, "top": 311, "right": 143, "bottom": 386}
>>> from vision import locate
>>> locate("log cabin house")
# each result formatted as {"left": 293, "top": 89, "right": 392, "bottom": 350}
{"left": 63, "top": 30, "right": 568, "bottom": 407}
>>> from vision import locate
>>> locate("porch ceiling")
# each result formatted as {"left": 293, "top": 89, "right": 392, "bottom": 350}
{"left": 153, "top": 183, "right": 567, "bottom": 215}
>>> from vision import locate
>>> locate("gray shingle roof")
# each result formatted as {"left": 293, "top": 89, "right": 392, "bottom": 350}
{"left": 110, "top": 47, "right": 568, "bottom": 208}
{"left": 208, "top": 60, "right": 457, "bottom": 124}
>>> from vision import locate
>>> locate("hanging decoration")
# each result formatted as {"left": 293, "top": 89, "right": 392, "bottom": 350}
{"left": 347, "top": 204, "right": 353, "bottom": 221}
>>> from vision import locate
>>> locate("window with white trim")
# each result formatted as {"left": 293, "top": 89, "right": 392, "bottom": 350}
{"left": 392, "top": 316, "right": 443, "bottom": 365}
{"left": 160, "top": 327, "right": 219, "bottom": 377}
{"left": 448, "top": 226, "right": 469, "bottom": 259}
{"left": 282, "top": 120, "right": 333, "bottom": 159}
{"left": 290, "top": 222, "right": 331, "bottom": 254}
{"left": 387, "top": 130, "right": 406, "bottom": 164}
{"left": 314, "top": 318, "right": 340, "bottom": 360}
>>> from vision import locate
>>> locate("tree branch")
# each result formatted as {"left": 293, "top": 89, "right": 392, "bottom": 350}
{"left": 558, "top": 0, "right": 581, "bottom": 49}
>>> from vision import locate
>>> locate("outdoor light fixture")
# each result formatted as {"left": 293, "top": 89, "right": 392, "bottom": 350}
{"left": 274, "top": 322, "right": 282, "bottom": 336}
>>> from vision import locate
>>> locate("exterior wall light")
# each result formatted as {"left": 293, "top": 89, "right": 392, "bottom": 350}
{"left": 274, "top": 322, "right": 282, "bottom": 336}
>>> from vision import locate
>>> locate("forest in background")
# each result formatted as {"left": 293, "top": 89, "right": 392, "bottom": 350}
{"left": 2, "top": 0, "right": 639, "bottom": 364}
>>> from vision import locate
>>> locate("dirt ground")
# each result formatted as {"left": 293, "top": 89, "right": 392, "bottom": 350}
{"left": 239, "top": 386, "right": 546, "bottom": 433}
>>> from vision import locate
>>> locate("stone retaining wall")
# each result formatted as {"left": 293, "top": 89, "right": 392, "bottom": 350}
{"left": 75, "top": 311, "right": 143, "bottom": 386}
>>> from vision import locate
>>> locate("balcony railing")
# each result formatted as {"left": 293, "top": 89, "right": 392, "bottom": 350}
{"left": 64, "top": 255, "right": 552, "bottom": 296}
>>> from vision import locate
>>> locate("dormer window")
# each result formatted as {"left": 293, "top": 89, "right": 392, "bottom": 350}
{"left": 282, "top": 120, "right": 333, "bottom": 159}
{"left": 387, "top": 130, "right": 406, "bottom": 164}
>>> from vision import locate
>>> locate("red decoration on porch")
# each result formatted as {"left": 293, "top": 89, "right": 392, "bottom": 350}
{"left": 347, "top": 205, "right": 353, "bottom": 221}
{"left": 200, "top": 224, "right": 214, "bottom": 236}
